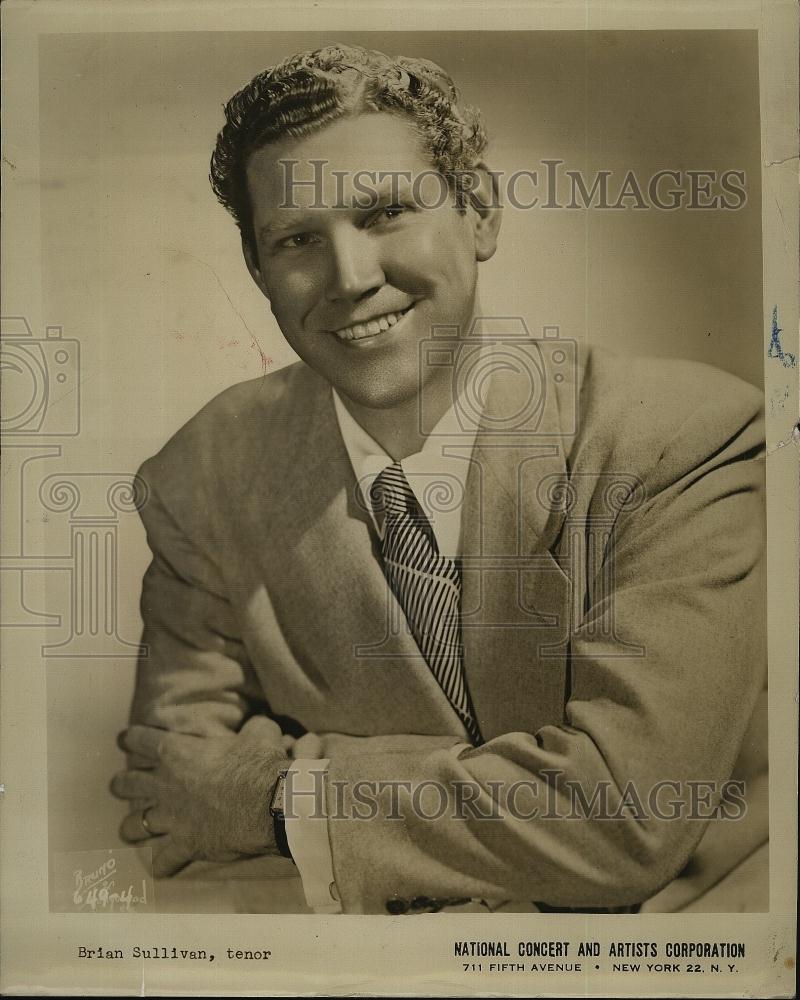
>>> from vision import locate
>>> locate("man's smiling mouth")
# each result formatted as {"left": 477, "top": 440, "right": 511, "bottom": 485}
{"left": 331, "top": 305, "right": 414, "bottom": 342}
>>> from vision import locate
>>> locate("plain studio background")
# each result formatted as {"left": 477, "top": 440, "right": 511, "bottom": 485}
{"left": 37, "top": 31, "right": 763, "bottom": 871}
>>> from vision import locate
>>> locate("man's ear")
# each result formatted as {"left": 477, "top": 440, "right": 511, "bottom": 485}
{"left": 466, "top": 161, "right": 502, "bottom": 262}
{"left": 242, "top": 237, "right": 270, "bottom": 300}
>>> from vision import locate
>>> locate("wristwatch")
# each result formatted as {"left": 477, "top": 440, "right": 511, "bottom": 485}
{"left": 269, "top": 768, "right": 293, "bottom": 861}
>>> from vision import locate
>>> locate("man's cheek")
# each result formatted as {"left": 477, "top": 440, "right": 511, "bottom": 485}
{"left": 387, "top": 234, "right": 441, "bottom": 287}
{"left": 270, "top": 295, "right": 312, "bottom": 340}
{"left": 267, "top": 269, "right": 319, "bottom": 315}
{"left": 401, "top": 237, "right": 473, "bottom": 286}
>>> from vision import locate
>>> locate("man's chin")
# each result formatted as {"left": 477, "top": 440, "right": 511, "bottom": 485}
{"left": 335, "top": 380, "right": 423, "bottom": 412}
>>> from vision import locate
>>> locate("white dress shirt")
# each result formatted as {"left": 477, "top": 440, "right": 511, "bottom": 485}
{"left": 285, "top": 385, "right": 481, "bottom": 913}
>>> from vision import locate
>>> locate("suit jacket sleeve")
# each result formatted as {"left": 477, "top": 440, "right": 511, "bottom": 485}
{"left": 129, "top": 462, "right": 268, "bottom": 736}
{"left": 322, "top": 380, "right": 767, "bottom": 913}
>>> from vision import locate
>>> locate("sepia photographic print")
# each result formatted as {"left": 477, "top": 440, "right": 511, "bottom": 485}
{"left": 1, "top": 1, "right": 797, "bottom": 996}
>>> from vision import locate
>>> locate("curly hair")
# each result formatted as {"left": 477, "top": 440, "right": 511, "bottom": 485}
{"left": 209, "top": 44, "right": 488, "bottom": 252}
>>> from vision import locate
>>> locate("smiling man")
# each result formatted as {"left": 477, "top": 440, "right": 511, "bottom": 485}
{"left": 242, "top": 109, "right": 499, "bottom": 458}
{"left": 111, "top": 44, "right": 768, "bottom": 915}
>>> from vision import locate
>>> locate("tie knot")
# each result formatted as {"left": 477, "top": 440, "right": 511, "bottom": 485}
{"left": 370, "top": 462, "right": 414, "bottom": 518}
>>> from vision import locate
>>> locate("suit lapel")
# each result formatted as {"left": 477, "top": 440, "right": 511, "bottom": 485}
{"left": 460, "top": 339, "right": 574, "bottom": 740}
{"left": 241, "top": 365, "right": 473, "bottom": 737}
{"left": 240, "top": 346, "right": 578, "bottom": 741}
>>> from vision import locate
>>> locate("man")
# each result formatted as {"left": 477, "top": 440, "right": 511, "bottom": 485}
{"left": 111, "top": 44, "right": 768, "bottom": 915}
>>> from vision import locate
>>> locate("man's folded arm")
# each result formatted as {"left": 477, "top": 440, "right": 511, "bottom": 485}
{"left": 130, "top": 463, "right": 268, "bottom": 736}
{"left": 126, "top": 460, "right": 466, "bottom": 889}
{"left": 119, "top": 462, "right": 298, "bottom": 875}
{"left": 321, "top": 387, "right": 767, "bottom": 913}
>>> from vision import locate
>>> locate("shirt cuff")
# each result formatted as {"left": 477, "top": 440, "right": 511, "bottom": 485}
{"left": 284, "top": 758, "right": 341, "bottom": 914}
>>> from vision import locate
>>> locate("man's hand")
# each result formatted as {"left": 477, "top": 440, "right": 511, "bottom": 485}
{"left": 111, "top": 715, "right": 290, "bottom": 877}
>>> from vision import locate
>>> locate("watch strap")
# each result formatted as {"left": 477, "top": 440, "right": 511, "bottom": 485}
{"left": 273, "top": 812, "right": 293, "bottom": 860}
{"left": 269, "top": 769, "right": 293, "bottom": 861}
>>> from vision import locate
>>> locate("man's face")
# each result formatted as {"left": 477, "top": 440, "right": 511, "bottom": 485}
{"left": 244, "top": 113, "right": 498, "bottom": 410}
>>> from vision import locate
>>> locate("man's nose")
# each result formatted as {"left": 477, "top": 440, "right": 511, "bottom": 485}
{"left": 325, "top": 229, "right": 385, "bottom": 302}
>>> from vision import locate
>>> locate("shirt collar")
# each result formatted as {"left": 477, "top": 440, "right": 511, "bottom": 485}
{"left": 332, "top": 386, "right": 481, "bottom": 559}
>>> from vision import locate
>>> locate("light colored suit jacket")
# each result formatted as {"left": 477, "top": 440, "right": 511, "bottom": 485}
{"left": 130, "top": 343, "right": 768, "bottom": 914}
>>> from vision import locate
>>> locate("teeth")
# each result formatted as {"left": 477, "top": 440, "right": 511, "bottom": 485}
{"left": 334, "top": 308, "right": 410, "bottom": 341}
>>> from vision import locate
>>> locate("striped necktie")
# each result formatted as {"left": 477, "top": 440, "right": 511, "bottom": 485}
{"left": 370, "top": 462, "right": 482, "bottom": 746}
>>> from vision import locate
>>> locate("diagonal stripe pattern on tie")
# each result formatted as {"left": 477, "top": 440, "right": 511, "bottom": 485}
{"left": 371, "top": 462, "right": 482, "bottom": 745}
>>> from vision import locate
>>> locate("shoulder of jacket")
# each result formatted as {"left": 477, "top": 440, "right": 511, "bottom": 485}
{"left": 578, "top": 345, "right": 763, "bottom": 435}
{"left": 571, "top": 346, "right": 764, "bottom": 484}
{"left": 136, "top": 360, "right": 323, "bottom": 495}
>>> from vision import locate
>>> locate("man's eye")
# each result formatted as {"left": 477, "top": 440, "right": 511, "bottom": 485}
{"left": 278, "top": 232, "right": 319, "bottom": 249}
{"left": 367, "top": 204, "right": 406, "bottom": 227}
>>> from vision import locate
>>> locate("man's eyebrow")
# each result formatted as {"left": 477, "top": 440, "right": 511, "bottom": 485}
{"left": 257, "top": 174, "right": 421, "bottom": 240}
{"left": 352, "top": 173, "right": 416, "bottom": 206}
{"left": 257, "top": 217, "right": 308, "bottom": 240}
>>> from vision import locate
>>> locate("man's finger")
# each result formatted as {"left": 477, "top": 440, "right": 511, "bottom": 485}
{"left": 239, "top": 715, "right": 284, "bottom": 746}
{"left": 119, "top": 725, "right": 167, "bottom": 760}
{"left": 151, "top": 837, "right": 195, "bottom": 878}
{"left": 291, "top": 731, "right": 323, "bottom": 758}
{"left": 127, "top": 797, "right": 151, "bottom": 817}
{"left": 119, "top": 811, "right": 153, "bottom": 844}
{"left": 124, "top": 752, "right": 157, "bottom": 770}
{"left": 110, "top": 769, "right": 156, "bottom": 801}
{"left": 119, "top": 805, "right": 168, "bottom": 843}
